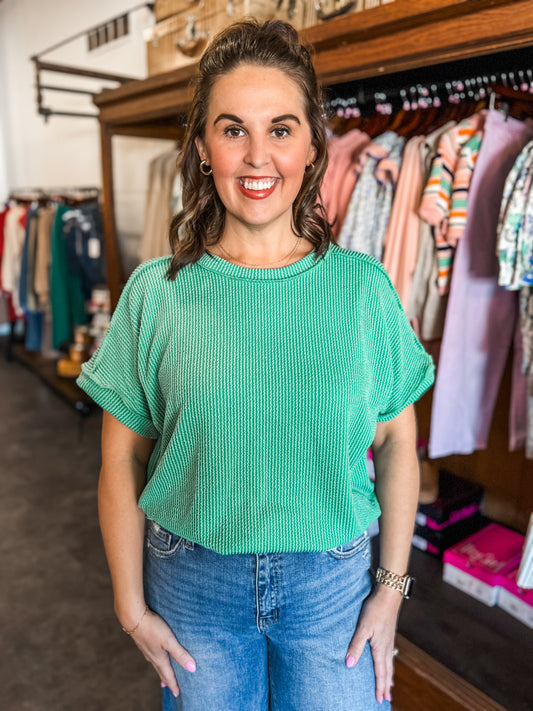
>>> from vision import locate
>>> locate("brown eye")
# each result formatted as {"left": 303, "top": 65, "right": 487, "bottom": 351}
{"left": 272, "top": 126, "right": 290, "bottom": 138}
{"left": 225, "top": 126, "right": 245, "bottom": 138}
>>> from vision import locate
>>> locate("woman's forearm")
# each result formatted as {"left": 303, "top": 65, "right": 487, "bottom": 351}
{"left": 99, "top": 411, "right": 155, "bottom": 630}
{"left": 372, "top": 404, "right": 420, "bottom": 578}
{"left": 98, "top": 462, "right": 147, "bottom": 629}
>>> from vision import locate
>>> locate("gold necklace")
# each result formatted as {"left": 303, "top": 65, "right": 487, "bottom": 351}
{"left": 216, "top": 238, "right": 301, "bottom": 268}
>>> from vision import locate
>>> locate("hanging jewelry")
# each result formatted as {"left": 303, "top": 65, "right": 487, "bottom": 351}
{"left": 200, "top": 160, "right": 213, "bottom": 176}
{"left": 305, "top": 162, "right": 315, "bottom": 172}
{"left": 216, "top": 237, "right": 301, "bottom": 268}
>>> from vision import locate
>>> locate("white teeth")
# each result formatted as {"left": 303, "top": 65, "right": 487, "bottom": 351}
{"left": 241, "top": 179, "right": 276, "bottom": 191}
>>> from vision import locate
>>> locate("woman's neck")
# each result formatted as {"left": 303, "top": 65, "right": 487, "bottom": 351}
{"left": 210, "top": 228, "right": 314, "bottom": 269}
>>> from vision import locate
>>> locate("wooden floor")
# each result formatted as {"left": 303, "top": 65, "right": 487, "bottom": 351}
{"left": 393, "top": 636, "right": 505, "bottom": 710}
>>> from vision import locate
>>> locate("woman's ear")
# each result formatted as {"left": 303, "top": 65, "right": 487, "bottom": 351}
{"left": 195, "top": 136, "right": 207, "bottom": 163}
{"left": 307, "top": 144, "right": 318, "bottom": 166}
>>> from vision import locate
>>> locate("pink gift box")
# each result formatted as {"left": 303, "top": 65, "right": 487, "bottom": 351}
{"left": 443, "top": 523, "right": 524, "bottom": 606}
{"left": 497, "top": 567, "right": 533, "bottom": 628}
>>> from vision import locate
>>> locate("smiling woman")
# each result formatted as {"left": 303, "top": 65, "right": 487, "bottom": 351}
{"left": 76, "top": 18, "right": 434, "bottom": 711}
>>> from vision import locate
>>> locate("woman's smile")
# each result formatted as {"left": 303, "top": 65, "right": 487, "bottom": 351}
{"left": 237, "top": 176, "right": 279, "bottom": 199}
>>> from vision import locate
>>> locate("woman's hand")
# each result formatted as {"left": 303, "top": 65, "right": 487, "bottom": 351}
{"left": 345, "top": 586, "right": 402, "bottom": 704}
{"left": 126, "top": 608, "right": 197, "bottom": 699}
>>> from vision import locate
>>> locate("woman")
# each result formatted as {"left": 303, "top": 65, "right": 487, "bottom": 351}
{"left": 78, "top": 19, "right": 434, "bottom": 710}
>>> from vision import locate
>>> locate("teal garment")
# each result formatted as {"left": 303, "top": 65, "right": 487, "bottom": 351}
{"left": 77, "top": 243, "right": 434, "bottom": 554}
{"left": 50, "top": 205, "right": 87, "bottom": 349}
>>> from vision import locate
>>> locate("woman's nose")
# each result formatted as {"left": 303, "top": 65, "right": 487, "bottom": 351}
{"left": 244, "top": 134, "right": 269, "bottom": 168}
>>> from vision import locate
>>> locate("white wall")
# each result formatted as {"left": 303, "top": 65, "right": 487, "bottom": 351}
{"left": 0, "top": 0, "right": 175, "bottom": 272}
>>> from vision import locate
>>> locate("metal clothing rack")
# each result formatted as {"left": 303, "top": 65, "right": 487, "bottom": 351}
{"left": 30, "top": 3, "right": 155, "bottom": 120}
{"left": 8, "top": 186, "right": 101, "bottom": 206}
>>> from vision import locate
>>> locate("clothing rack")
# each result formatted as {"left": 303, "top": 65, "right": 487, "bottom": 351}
{"left": 325, "top": 47, "right": 533, "bottom": 118}
{"left": 3, "top": 189, "right": 102, "bottom": 415}
{"left": 8, "top": 186, "right": 100, "bottom": 206}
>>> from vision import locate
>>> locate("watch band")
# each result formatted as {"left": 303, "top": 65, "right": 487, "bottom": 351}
{"left": 375, "top": 567, "right": 414, "bottom": 599}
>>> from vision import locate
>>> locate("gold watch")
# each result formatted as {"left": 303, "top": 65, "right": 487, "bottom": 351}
{"left": 375, "top": 567, "right": 414, "bottom": 599}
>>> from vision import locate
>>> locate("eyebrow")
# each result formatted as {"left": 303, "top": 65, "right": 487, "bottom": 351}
{"left": 213, "top": 113, "right": 301, "bottom": 125}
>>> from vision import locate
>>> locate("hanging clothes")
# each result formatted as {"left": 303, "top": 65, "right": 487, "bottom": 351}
{"left": 321, "top": 129, "right": 371, "bottom": 237}
{"left": 140, "top": 149, "right": 179, "bottom": 262}
{"left": 19, "top": 209, "right": 43, "bottom": 351}
{"left": 0, "top": 207, "right": 16, "bottom": 325}
{"left": 406, "top": 121, "right": 456, "bottom": 341}
{"left": 497, "top": 140, "right": 533, "bottom": 289}
{"left": 381, "top": 135, "right": 425, "bottom": 309}
{"left": 34, "top": 206, "right": 55, "bottom": 308}
{"left": 418, "top": 112, "right": 486, "bottom": 294}
{"left": 429, "top": 110, "right": 533, "bottom": 459}
{"left": 447, "top": 131, "right": 483, "bottom": 245}
{"left": 1, "top": 204, "right": 28, "bottom": 318}
{"left": 50, "top": 205, "right": 89, "bottom": 351}
{"left": 338, "top": 131, "right": 405, "bottom": 259}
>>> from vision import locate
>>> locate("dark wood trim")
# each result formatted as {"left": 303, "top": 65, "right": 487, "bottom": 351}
{"left": 301, "top": 0, "right": 522, "bottom": 51}
{"left": 99, "top": 123, "right": 124, "bottom": 310}
{"left": 111, "top": 124, "right": 185, "bottom": 140}
{"left": 312, "top": 0, "right": 533, "bottom": 85}
{"left": 98, "top": 82, "right": 195, "bottom": 126}
{"left": 94, "top": 62, "right": 198, "bottom": 109}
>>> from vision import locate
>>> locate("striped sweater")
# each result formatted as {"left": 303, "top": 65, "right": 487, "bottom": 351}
{"left": 78, "top": 243, "right": 434, "bottom": 554}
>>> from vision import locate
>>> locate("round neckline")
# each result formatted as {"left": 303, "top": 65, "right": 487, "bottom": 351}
{"left": 198, "top": 243, "right": 332, "bottom": 281}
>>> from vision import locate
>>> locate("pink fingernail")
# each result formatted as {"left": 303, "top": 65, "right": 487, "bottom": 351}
{"left": 346, "top": 655, "right": 356, "bottom": 668}
{"left": 161, "top": 682, "right": 167, "bottom": 688}
{"left": 173, "top": 691, "right": 179, "bottom": 698}
{"left": 186, "top": 660, "right": 196, "bottom": 672}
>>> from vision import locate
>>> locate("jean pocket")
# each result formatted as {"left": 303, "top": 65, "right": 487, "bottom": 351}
{"left": 145, "top": 520, "right": 190, "bottom": 559}
{"left": 326, "top": 532, "right": 370, "bottom": 560}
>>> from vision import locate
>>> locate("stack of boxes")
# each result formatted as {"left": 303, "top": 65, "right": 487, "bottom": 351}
{"left": 413, "top": 468, "right": 485, "bottom": 556}
{"left": 413, "top": 467, "right": 532, "bottom": 628}
{"left": 443, "top": 523, "right": 532, "bottom": 628}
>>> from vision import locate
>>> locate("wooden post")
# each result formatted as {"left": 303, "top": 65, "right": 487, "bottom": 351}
{"left": 99, "top": 121, "right": 124, "bottom": 310}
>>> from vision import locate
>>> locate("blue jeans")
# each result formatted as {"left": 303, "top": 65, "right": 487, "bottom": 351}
{"left": 143, "top": 520, "right": 389, "bottom": 711}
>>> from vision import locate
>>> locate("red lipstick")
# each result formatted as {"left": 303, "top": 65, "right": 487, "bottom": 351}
{"left": 237, "top": 177, "right": 278, "bottom": 200}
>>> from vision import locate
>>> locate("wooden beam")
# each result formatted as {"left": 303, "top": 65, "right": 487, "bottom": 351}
{"left": 99, "top": 122, "right": 124, "bottom": 310}
{"left": 312, "top": 0, "right": 533, "bottom": 85}
{"left": 301, "top": 0, "right": 521, "bottom": 51}
{"left": 97, "top": 83, "right": 195, "bottom": 126}
{"left": 111, "top": 123, "right": 185, "bottom": 140}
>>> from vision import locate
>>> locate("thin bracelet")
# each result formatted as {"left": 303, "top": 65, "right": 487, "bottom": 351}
{"left": 122, "top": 605, "right": 149, "bottom": 635}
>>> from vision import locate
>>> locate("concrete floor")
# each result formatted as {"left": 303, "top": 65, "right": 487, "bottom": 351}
{"left": 0, "top": 352, "right": 159, "bottom": 711}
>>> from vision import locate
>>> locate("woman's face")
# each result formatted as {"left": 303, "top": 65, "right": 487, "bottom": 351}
{"left": 195, "top": 63, "right": 317, "bottom": 238}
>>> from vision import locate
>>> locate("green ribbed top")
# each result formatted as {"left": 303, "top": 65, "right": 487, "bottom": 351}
{"left": 77, "top": 244, "right": 434, "bottom": 554}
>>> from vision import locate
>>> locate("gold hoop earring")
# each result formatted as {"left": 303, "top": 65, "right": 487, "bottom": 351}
{"left": 305, "top": 162, "right": 315, "bottom": 172}
{"left": 200, "top": 160, "right": 213, "bottom": 176}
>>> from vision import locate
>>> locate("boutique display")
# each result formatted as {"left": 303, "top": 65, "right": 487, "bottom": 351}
{"left": 319, "top": 85, "right": 533, "bottom": 461}
{"left": 0, "top": 190, "right": 106, "bottom": 358}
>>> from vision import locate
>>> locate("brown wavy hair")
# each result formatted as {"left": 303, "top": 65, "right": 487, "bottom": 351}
{"left": 167, "top": 19, "right": 332, "bottom": 279}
